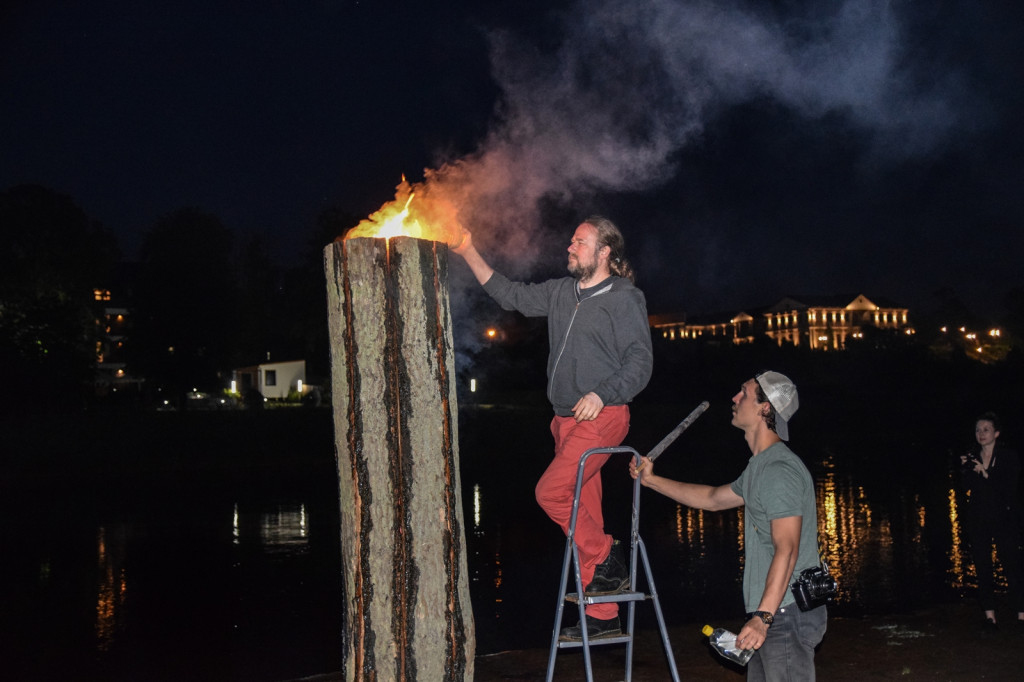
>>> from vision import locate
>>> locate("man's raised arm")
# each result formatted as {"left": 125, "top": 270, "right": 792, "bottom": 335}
{"left": 451, "top": 230, "right": 494, "bottom": 285}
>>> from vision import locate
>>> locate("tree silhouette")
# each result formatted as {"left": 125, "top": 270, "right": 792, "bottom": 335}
{"left": 233, "top": 234, "right": 285, "bottom": 367}
{"left": 276, "top": 206, "right": 361, "bottom": 388}
{"left": 131, "top": 208, "right": 238, "bottom": 401}
{"left": 0, "top": 184, "right": 119, "bottom": 411}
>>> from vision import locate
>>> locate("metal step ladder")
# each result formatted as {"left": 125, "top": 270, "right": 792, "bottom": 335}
{"left": 545, "top": 445, "right": 681, "bottom": 682}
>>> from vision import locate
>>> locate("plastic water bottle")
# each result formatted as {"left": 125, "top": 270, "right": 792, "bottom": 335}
{"left": 702, "top": 624, "right": 754, "bottom": 665}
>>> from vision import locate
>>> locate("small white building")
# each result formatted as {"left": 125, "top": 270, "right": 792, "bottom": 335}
{"left": 233, "top": 359, "right": 306, "bottom": 400}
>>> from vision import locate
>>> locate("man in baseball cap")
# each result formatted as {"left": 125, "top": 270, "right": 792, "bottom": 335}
{"left": 754, "top": 370, "right": 799, "bottom": 441}
{"left": 631, "top": 370, "right": 825, "bottom": 679}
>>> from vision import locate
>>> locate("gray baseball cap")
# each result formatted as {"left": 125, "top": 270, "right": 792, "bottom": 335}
{"left": 755, "top": 371, "right": 799, "bottom": 440}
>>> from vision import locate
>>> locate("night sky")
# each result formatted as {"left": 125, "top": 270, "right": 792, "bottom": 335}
{"left": 3, "top": 0, "right": 1022, "bottom": 319}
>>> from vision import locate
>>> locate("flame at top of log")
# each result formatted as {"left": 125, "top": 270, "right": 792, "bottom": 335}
{"left": 344, "top": 177, "right": 462, "bottom": 246}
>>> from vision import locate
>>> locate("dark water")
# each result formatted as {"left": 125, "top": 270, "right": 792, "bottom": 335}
{"left": 0, "top": 397, "right": 1008, "bottom": 680}
{"left": 460, "top": 400, "right": 982, "bottom": 654}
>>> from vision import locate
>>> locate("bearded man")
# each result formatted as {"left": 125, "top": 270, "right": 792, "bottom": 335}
{"left": 453, "top": 216, "right": 653, "bottom": 639}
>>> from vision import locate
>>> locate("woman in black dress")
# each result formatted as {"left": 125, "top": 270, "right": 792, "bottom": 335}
{"left": 960, "top": 412, "right": 1024, "bottom": 628}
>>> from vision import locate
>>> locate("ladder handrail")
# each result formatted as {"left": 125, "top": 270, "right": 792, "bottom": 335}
{"left": 546, "top": 446, "right": 681, "bottom": 682}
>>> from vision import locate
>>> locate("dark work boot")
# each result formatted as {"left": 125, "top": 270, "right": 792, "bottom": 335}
{"left": 560, "top": 615, "right": 621, "bottom": 640}
{"left": 585, "top": 539, "right": 629, "bottom": 594}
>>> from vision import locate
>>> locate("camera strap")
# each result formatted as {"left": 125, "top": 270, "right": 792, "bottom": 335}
{"left": 815, "top": 532, "right": 829, "bottom": 570}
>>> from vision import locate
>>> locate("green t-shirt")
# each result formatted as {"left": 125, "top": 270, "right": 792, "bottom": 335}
{"left": 730, "top": 441, "right": 820, "bottom": 612}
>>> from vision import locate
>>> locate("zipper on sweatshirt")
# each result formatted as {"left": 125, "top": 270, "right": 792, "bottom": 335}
{"left": 548, "top": 280, "right": 614, "bottom": 404}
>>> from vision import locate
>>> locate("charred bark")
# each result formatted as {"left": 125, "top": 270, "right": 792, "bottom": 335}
{"left": 325, "top": 237, "right": 475, "bottom": 681}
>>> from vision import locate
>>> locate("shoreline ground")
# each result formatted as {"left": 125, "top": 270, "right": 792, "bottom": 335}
{"left": 298, "top": 601, "right": 1022, "bottom": 681}
{"left": 475, "top": 602, "right": 1021, "bottom": 681}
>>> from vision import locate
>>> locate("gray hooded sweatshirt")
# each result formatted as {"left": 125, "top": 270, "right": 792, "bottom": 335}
{"left": 483, "top": 272, "right": 654, "bottom": 417}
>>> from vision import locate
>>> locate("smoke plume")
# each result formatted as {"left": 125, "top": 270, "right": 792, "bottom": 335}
{"left": 422, "top": 0, "right": 971, "bottom": 271}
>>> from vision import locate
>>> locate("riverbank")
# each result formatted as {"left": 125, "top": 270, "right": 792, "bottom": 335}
{"left": 473, "top": 601, "right": 1020, "bottom": 681}
{"left": 5, "top": 408, "right": 1019, "bottom": 681}
{"left": 296, "top": 601, "right": 1022, "bottom": 681}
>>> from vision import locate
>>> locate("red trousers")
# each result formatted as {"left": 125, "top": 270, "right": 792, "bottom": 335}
{"left": 537, "top": 404, "right": 630, "bottom": 619}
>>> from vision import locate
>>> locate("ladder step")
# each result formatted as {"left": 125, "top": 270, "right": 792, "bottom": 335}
{"left": 557, "top": 633, "right": 633, "bottom": 648}
{"left": 566, "top": 590, "right": 648, "bottom": 605}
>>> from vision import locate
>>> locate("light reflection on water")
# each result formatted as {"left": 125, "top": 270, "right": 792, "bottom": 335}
{"left": 466, "top": 460, "right": 1002, "bottom": 650}
{"left": 82, "top": 474, "right": 1008, "bottom": 667}
{"left": 84, "top": 502, "right": 315, "bottom": 674}
{"left": 95, "top": 525, "right": 129, "bottom": 653}
{"left": 948, "top": 488, "right": 967, "bottom": 586}
{"left": 8, "top": 458, "right": 1014, "bottom": 677}
{"left": 470, "top": 483, "right": 506, "bottom": 625}
{"left": 233, "top": 502, "right": 310, "bottom": 552}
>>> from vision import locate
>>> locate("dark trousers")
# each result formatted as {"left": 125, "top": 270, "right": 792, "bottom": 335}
{"left": 968, "top": 513, "right": 1024, "bottom": 612}
{"left": 747, "top": 604, "right": 827, "bottom": 682}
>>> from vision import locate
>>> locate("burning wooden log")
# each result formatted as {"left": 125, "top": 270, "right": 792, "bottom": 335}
{"left": 324, "top": 235, "right": 474, "bottom": 681}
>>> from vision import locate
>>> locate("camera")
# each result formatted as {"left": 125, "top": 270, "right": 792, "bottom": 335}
{"left": 791, "top": 564, "right": 838, "bottom": 611}
{"left": 959, "top": 454, "right": 979, "bottom": 474}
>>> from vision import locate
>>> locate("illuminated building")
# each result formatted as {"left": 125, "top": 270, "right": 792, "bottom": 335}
{"left": 764, "top": 295, "right": 911, "bottom": 350}
{"left": 232, "top": 359, "right": 307, "bottom": 400}
{"left": 651, "top": 294, "right": 912, "bottom": 351}
{"left": 93, "top": 288, "right": 142, "bottom": 396}
{"left": 649, "top": 311, "right": 756, "bottom": 344}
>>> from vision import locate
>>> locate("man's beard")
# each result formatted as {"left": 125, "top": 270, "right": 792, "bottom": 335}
{"left": 568, "top": 256, "right": 597, "bottom": 281}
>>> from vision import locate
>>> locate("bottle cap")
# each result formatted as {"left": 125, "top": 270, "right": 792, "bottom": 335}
{"left": 701, "top": 625, "right": 713, "bottom": 636}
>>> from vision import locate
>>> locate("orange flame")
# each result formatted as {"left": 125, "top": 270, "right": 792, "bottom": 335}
{"left": 344, "top": 177, "right": 462, "bottom": 246}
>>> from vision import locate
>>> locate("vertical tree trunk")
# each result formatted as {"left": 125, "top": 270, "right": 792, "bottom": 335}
{"left": 324, "top": 236, "right": 475, "bottom": 681}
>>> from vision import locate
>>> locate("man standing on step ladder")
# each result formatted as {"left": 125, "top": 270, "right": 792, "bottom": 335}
{"left": 453, "top": 215, "right": 654, "bottom": 639}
